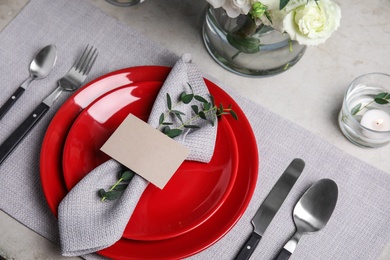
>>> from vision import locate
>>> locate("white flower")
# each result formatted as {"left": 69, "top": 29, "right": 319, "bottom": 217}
{"left": 281, "top": 0, "right": 341, "bottom": 46}
{"left": 206, "top": 0, "right": 341, "bottom": 46}
{"left": 206, "top": 0, "right": 252, "bottom": 18}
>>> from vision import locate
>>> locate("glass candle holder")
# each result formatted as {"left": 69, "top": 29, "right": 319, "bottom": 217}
{"left": 338, "top": 73, "right": 390, "bottom": 148}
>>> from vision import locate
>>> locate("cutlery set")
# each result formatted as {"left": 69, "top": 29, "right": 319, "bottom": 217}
{"left": 0, "top": 45, "right": 98, "bottom": 165}
{"left": 236, "top": 159, "right": 338, "bottom": 260}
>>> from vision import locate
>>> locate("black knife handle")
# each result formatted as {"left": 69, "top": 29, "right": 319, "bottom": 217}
{"left": 0, "top": 102, "right": 49, "bottom": 165}
{"left": 235, "top": 232, "right": 262, "bottom": 260}
{"left": 274, "top": 248, "right": 292, "bottom": 260}
{"left": 0, "top": 87, "right": 25, "bottom": 120}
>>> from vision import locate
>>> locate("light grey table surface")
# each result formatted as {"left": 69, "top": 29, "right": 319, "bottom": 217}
{"left": 0, "top": 0, "right": 389, "bottom": 259}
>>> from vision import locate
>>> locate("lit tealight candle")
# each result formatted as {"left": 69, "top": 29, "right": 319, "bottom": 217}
{"left": 360, "top": 109, "right": 390, "bottom": 132}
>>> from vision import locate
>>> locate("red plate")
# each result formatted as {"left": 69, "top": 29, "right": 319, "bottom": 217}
{"left": 62, "top": 82, "right": 239, "bottom": 241}
{"left": 40, "top": 66, "right": 258, "bottom": 259}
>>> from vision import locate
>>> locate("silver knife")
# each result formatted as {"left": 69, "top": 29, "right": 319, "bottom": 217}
{"left": 235, "top": 158, "right": 305, "bottom": 260}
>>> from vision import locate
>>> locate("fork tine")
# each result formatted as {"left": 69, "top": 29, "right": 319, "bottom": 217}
{"left": 79, "top": 46, "right": 94, "bottom": 73}
{"left": 80, "top": 47, "right": 98, "bottom": 75}
{"left": 0, "top": 44, "right": 99, "bottom": 164}
{"left": 74, "top": 44, "right": 91, "bottom": 71}
{"left": 83, "top": 48, "right": 98, "bottom": 75}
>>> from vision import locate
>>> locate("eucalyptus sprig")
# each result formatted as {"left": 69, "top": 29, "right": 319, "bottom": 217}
{"left": 99, "top": 83, "right": 238, "bottom": 202}
{"left": 99, "top": 168, "right": 135, "bottom": 201}
{"left": 351, "top": 92, "right": 390, "bottom": 116}
{"left": 158, "top": 83, "right": 238, "bottom": 138}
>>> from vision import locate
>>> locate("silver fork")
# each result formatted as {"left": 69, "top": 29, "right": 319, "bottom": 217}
{"left": 0, "top": 45, "right": 98, "bottom": 165}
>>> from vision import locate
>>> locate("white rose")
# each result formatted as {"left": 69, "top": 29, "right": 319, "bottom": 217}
{"left": 206, "top": 0, "right": 252, "bottom": 18}
{"left": 282, "top": 0, "right": 341, "bottom": 46}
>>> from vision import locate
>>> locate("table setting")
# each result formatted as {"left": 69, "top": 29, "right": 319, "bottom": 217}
{"left": 0, "top": 0, "right": 390, "bottom": 260}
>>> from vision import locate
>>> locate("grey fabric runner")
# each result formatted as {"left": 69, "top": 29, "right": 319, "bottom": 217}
{"left": 0, "top": 0, "right": 389, "bottom": 259}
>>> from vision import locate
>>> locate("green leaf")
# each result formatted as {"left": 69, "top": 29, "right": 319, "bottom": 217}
{"left": 162, "top": 126, "right": 170, "bottom": 134}
{"left": 101, "top": 190, "right": 122, "bottom": 201}
{"left": 351, "top": 103, "right": 361, "bottom": 115}
{"left": 218, "top": 103, "right": 224, "bottom": 114}
{"left": 166, "top": 129, "right": 183, "bottom": 138}
{"left": 375, "top": 92, "right": 389, "bottom": 99}
{"left": 162, "top": 122, "right": 173, "bottom": 125}
{"left": 227, "top": 33, "right": 260, "bottom": 54}
{"left": 181, "top": 94, "right": 194, "bottom": 104}
{"left": 210, "top": 94, "right": 215, "bottom": 106}
{"left": 187, "top": 82, "right": 193, "bottom": 91}
{"left": 175, "top": 112, "right": 183, "bottom": 123}
{"left": 204, "top": 102, "right": 212, "bottom": 111}
{"left": 170, "top": 110, "right": 186, "bottom": 116}
{"left": 279, "top": 0, "right": 290, "bottom": 10}
{"left": 192, "top": 105, "right": 199, "bottom": 114}
{"left": 159, "top": 113, "right": 164, "bottom": 125}
{"left": 194, "top": 95, "right": 208, "bottom": 103}
{"left": 198, "top": 111, "right": 207, "bottom": 120}
{"left": 230, "top": 110, "right": 238, "bottom": 120}
{"left": 265, "top": 11, "right": 273, "bottom": 24}
{"left": 184, "top": 125, "right": 201, "bottom": 129}
{"left": 121, "top": 170, "right": 135, "bottom": 181}
{"left": 166, "top": 93, "right": 172, "bottom": 110}
{"left": 99, "top": 189, "right": 107, "bottom": 198}
{"left": 113, "top": 184, "right": 128, "bottom": 191}
{"left": 374, "top": 98, "right": 389, "bottom": 105}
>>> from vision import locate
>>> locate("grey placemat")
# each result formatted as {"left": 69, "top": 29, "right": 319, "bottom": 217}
{"left": 0, "top": 0, "right": 389, "bottom": 259}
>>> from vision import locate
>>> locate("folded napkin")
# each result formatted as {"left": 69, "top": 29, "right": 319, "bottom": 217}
{"left": 58, "top": 54, "right": 218, "bottom": 256}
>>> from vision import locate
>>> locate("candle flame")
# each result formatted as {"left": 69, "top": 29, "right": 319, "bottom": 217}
{"left": 376, "top": 118, "right": 384, "bottom": 126}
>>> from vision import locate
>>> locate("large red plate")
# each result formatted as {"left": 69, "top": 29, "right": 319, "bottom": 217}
{"left": 40, "top": 66, "right": 258, "bottom": 259}
{"left": 62, "top": 82, "right": 239, "bottom": 241}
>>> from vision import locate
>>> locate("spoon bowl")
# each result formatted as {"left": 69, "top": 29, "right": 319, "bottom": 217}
{"left": 29, "top": 45, "right": 57, "bottom": 80}
{"left": 275, "top": 178, "right": 338, "bottom": 260}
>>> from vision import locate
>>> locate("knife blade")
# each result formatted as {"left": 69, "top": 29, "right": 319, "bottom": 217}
{"left": 235, "top": 158, "right": 305, "bottom": 260}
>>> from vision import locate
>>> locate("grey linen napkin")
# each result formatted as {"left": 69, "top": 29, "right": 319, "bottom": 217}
{"left": 57, "top": 54, "right": 217, "bottom": 256}
{"left": 1, "top": 1, "right": 390, "bottom": 260}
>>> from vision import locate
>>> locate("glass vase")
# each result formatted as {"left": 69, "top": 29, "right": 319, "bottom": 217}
{"left": 202, "top": 6, "right": 307, "bottom": 77}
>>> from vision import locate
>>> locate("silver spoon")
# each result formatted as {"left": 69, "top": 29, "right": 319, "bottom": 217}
{"left": 274, "top": 178, "right": 338, "bottom": 260}
{"left": 0, "top": 45, "right": 57, "bottom": 120}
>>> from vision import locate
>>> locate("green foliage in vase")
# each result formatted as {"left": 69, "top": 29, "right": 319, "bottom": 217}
{"left": 226, "top": 0, "right": 320, "bottom": 58}
{"left": 226, "top": 10, "right": 265, "bottom": 58}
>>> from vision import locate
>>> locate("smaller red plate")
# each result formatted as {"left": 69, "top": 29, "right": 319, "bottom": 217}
{"left": 62, "top": 82, "right": 239, "bottom": 241}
